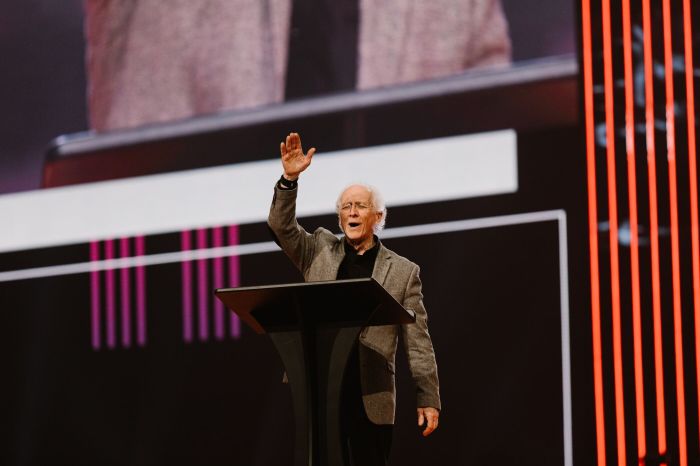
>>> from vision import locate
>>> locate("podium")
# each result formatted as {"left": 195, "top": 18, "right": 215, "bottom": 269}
{"left": 215, "top": 278, "right": 415, "bottom": 466}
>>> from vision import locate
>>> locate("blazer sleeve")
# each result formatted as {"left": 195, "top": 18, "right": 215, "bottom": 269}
{"left": 267, "top": 184, "right": 316, "bottom": 275}
{"left": 401, "top": 264, "right": 441, "bottom": 410}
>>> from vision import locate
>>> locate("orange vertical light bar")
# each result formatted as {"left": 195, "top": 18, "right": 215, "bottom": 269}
{"left": 602, "top": 0, "right": 627, "bottom": 463}
{"left": 642, "top": 0, "right": 668, "bottom": 455}
{"left": 682, "top": 0, "right": 700, "bottom": 446}
{"left": 662, "top": 1, "right": 688, "bottom": 465}
{"left": 582, "top": 0, "right": 607, "bottom": 464}
{"left": 621, "top": 0, "right": 646, "bottom": 459}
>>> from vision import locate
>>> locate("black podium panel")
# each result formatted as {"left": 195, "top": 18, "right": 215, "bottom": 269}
{"left": 215, "top": 278, "right": 414, "bottom": 466}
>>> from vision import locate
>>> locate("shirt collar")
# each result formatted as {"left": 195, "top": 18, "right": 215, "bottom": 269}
{"left": 343, "top": 234, "right": 381, "bottom": 257}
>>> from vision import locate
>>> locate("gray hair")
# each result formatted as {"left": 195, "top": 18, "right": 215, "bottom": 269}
{"left": 336, "top": 183, "right": 387, "bottom": 234}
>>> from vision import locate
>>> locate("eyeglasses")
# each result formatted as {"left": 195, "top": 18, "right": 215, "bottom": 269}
{"left": 340, "top": 202, "right": 372, "bottom": 212}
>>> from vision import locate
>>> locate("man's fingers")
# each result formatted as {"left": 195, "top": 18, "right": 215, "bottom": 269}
{"left": 418, "top": 408, "right": 439, "bottom": 437}
{"left": 429, "top": 413, "right": 438, "bottom": 430}
{"left": 422, "top": 414, "right": 438, "bottom": 437}
{"left": 281, "top": 133, "right": 312, "bottom": 169}
{"left": 288, "top": 132, "right": 297, "bottom": 151}
{"left": 284, "top": 133, "right": 304, "bottom": 156}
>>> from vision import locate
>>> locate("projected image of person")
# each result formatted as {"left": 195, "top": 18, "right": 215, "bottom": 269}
{"left": 84, "top": 0, "right": 510, "bottom": 131}
{"left": 268, "top": 133, "right": 441, "bottom": 466}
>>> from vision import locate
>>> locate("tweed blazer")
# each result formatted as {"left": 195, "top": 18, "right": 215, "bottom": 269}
{"left": 268, "top": 185, "right": 440, "bottom": 425}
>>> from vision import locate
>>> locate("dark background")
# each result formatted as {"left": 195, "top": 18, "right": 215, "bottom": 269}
{"left": 3, "top": 125, "right": 592, "bottom": 465}
{"left": 2, "top": 1, "right": 585, "bottom": 465}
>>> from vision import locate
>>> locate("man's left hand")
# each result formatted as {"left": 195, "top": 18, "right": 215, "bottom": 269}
{"left": 417, "top": 407, "right": 440, "bottom": 437}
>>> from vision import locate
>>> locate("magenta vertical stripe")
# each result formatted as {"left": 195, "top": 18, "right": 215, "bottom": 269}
{"left": 90, "top": 241, "right": 101, "bottom": 350}
{"left": 213, "top": 226, "right": 225, "bottom": 340}
{"left": 181, "top": 231, "right": 193, "bottom": 342}
{"left": 228, "top": 225, "right": 241, "bottom": 338}
{"left": 197, "top": 228, "right": 209, "bottom": 341}
{"left": 120, "top": 237, "right": 132, "bottom": 348}
{"left": 104, "top": 239, "right": 116, "bottom": 349}
{"left": 135, "top": 236, "right": 147, "bottom": 346}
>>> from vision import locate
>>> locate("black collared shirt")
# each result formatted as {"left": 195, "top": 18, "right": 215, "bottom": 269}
{"left": 336, "top": 235, "right": 380, "bottom": 280}
{"left": 336, "top": 235, "right": 382, "bottom": 427}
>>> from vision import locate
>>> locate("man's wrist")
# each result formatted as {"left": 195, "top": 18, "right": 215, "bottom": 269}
{"left": 282, "top": 173, "right": 299, "bottom": 181}
{"left": 277, "top": 174, "right": 298, "bottom": 190}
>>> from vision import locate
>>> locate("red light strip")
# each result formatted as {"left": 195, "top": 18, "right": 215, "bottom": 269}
{"left": 228, "top": 225, "right": 241, "bottom": 338}
{"left": 135, "top": 236, "right": 146, "bottom": 346}
{"left": 682, "top": 0, "right": 700, "bottom": 446}
{"left": 642, "top": 0, "right": 668, "bottom": 455}
{"left": 120, "top": 237, "right": 132, "bottom": 348}
{"left": 602, "top": 0, "right": 627, "bottom": 463}
{"left": 662, "top": 1, "right": 688, "bottom": 464}
{"left": 581, "top": 0, "right": 607, "bottom": 463}
{"left": 90, "top": 241, "right": 101, "bottom": 350}
{"left": 105, "top": 239, "right": 116, "bottom": 349}
{"left": 181, "top": 230, "right": 193, "bottom": 342}
{"left": 621, "top": 0, "right": 646, "bottom": 458}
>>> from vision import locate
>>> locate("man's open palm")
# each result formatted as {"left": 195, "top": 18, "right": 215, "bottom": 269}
{"left": 280, "top": 132, "right": 315, "bottom": 179}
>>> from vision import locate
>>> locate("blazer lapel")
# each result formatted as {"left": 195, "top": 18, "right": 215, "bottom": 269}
{"left": 372, "top": 245, "right": 392, "bottom": 286}
{"left": 323, "top": 238, "right": 346, "bottom": 281}
{"left": 315, "top": 238, "right": 390, "bottom": 282}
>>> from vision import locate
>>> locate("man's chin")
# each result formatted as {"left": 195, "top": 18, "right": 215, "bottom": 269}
{"left": 345, "top": 233, "right": 363, "bottom": 243}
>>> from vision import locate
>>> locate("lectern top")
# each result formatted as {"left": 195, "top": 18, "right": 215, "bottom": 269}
{"left": 214, "top": 278, "right": 415, "bottom": 334}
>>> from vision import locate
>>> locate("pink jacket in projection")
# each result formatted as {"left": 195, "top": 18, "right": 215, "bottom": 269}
{"left": 84, "top": 0, "right": 511, "bottom": 131}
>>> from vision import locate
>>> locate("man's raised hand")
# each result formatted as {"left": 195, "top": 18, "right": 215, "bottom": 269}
{"left": 280, "top": 132, "right": 315, "bottom": 180}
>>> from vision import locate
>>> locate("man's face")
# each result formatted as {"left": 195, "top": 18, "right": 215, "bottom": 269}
{"left": 338, "top": 185, "right": 381, "bottom": 244}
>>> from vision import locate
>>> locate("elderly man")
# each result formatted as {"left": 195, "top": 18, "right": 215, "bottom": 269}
{"left": 268, "top": 133, "right": 440, "bottom": 466}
